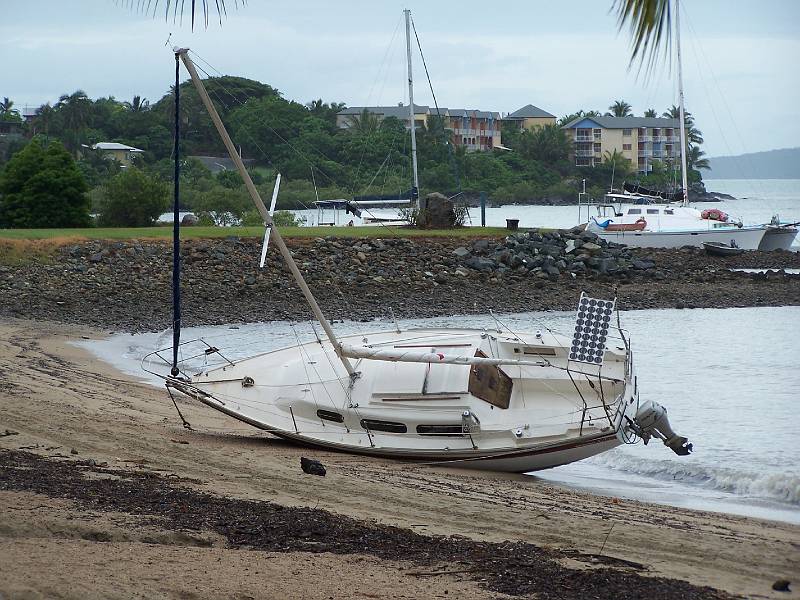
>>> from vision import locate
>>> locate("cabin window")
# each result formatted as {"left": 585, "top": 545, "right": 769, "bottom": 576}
{"left": 627, "top": 209, "right": 642, "bottom": 215}
{"left": 647, "top": 209, "right": 659, "bottom": 214}
{"left": 468, "top": 350, "right": 512, "bottom": 409}
{"left": 416, "top": 424, "right": 464, "bottom": 436}
{"left": 665, "top": 209, "right": 674, "bottom": 215}
{"left": 514, "top": 347, "right": 557, "bottom": 356}
{"left": 317, "top": 409, "right": 344, "bottom": 423}
{"left": 360, "top": 419, "right": 407, "bottom": 434}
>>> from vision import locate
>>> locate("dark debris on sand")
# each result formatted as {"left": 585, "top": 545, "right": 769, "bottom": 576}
{"left": 0, "top": 449, "right": 738, "bottom": 600}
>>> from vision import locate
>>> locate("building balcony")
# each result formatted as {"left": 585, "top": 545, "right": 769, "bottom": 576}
{"left": 638, "top": 151, "right": 653, "bottom": 157}
{"left": 575, "top": 135, "right": 592, "bottom": 142}
{"left": 575, "top": 150, "right": 595, "bottom": 157}
{"left": 639, "top": 136, "right": 652, "bottom": 142}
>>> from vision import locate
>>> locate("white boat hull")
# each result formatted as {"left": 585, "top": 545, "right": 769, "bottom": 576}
{"left": 166, "top": 327, "right": 640, "bottom": 473}
{"left": 597, "top": 225, "right": 765, "bottom": 249}
{"left": 758, "top": 226, "right": 798, "bottom": 251}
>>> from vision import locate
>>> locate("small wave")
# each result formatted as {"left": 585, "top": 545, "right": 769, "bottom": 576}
{"left": 586, "top": 451, "right": 800, "bottom": 505}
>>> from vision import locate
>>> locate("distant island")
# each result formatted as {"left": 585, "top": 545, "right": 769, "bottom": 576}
{"left": 705, "top": 147, "right": 800, "bottom": 179}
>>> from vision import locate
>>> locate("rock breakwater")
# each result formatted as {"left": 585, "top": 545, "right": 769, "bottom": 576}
{"left": 1, "top": 233, "right": 798, "bottom": 332}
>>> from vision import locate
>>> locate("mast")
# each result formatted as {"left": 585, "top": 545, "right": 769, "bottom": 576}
{"left": 174, "top": 48, "right": 355, "bottom": 377}
{"left": 171, "top": 52, "right": 181, "bottom": 376}
{"left": 404, "top": 8, "right": 420, "bottom": 206}
{"left": 675, "top": 0, "right": 689, "bottom": 206}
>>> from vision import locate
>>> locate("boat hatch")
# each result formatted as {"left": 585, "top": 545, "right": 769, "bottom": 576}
{"left": 417, "top": 424, "right": 465, "bottom": 437}
{"left": 513, "top": 347, "right": 557, "bottom": 356}
{"left": 468, "top": 350, "right": 512, "bottom": 409}
{"left": 317, "top": 409, "right": 344, "bottom": 423}
{"left": 360, "top": 419, "right": 407, "bottom": 434}
{"left": 647, "top": 209, "right": 659, "bottom": 214}
{"left": 627, "top": 209, "right": 642, "bottom": 215}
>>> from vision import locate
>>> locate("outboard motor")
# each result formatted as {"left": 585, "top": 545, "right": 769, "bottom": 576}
{"left": 629, "top": 400, "right": 693, "bottom": 456}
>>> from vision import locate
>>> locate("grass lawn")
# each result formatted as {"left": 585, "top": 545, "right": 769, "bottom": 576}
{"left": 0, "top": 225, "right": 514, "bottom": 264}
{"left": 0, "top": 225, "right": 511, "bottom": 241}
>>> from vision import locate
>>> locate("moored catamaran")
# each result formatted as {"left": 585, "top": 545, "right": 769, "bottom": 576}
{"left": 149, "top": 14, "right": 692, "bottom": 473}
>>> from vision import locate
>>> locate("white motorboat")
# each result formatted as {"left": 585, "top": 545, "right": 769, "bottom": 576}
{"left": 579, "top": 0, "right": 766, "bottom": 251}
{"left": 153, "top": 26, "right": 692, "bottom": 473}
{"left": 758, "top": 217, "right": 799, "bottom": 251}
{"left": 584, "top": 193, "right": 766, "bottom": 249}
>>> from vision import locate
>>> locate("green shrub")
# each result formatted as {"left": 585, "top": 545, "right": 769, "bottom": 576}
{"left": 97, "top": 168, "right": 169, "bottom": 227}
{"left": 0, "top": 138, "right": 90, "bottom": 228}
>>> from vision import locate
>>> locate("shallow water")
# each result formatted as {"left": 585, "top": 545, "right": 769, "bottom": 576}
{"left": 82, "top": 305, "right": 800, "bottom": 524}
{"left": 294, "top": 179, "right": 800, "bottom": 248}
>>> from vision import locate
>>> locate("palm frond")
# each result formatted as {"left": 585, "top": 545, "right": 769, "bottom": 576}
{"left": 116, "top": 0, "right": 245, "bottom": 30}
{"left": 613, "top": 0, "right": 672, "bottom": 77}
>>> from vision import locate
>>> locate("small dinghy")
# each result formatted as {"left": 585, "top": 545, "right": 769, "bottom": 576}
{"left": 703, "top": 241, "right": 745, "bottom": 257}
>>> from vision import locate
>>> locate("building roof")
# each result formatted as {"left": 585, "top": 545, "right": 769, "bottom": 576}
{"left": 92, "top": 142, "right": 144, "bottom": 152}
{"left": 505, "top": 104, "right": 555, "bottom": 119}
{"left": 337, "top": 104, "right": 430, "bottom": 119}
{"left": 337, "top": 105, "right": 500, "bottom": 120}
{"left": 561, "top": 115, "right": 680, "bottom": 129}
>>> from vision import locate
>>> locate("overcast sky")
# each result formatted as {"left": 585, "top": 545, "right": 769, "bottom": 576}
{"left": 3, "top": 0, "right": 798, "bottom": 157}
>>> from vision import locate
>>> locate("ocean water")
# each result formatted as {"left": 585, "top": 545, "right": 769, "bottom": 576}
{"left": 295, "top": 179, "right": 800, "bottom": 248}
{"left": 82, "top": 305, "right": 800, "bottom": 525}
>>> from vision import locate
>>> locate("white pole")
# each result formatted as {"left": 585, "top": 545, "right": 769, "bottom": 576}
{"left": 675, "top": 0, "right": 690, "bottom": 206}
{"left": 176, "top": 49, "right": 355, "bottom": 376}
{"left": 405, "top": 9, "right": 420, "bottom": 206}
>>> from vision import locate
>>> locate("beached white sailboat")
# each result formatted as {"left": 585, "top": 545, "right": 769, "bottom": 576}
{"left": 582, "top": 1, "right": 766, "bottom": 250}
{"left": 154, "top": 24, "right": 692, "bottom": 472}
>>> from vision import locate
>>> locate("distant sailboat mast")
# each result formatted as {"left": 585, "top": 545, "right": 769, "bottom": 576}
{"left": 675, "top": 0, "right": 690, "bottom": 207}
{"left": 404, "top": 8, "right": 420, "bottom": 206}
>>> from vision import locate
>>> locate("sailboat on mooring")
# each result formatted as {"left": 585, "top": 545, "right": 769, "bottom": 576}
{"left": 148, "top": 17, "right": 692, "bottom": 473}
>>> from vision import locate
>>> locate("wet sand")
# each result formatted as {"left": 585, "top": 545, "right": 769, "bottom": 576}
{"left": 0, "top": 319, "right": 797, "bottom": 599}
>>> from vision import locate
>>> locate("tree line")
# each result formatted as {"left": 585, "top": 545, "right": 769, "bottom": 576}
{"left": 0, "top": 81, "right": 707, "bottom": 228}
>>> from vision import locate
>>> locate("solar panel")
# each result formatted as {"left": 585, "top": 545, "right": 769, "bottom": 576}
{"left": 569, "top": 293, "right": 616, "bottom": 365}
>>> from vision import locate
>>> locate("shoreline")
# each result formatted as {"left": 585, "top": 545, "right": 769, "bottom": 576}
{"left": 1, "top": 318, "right": 798, "bottom": 599}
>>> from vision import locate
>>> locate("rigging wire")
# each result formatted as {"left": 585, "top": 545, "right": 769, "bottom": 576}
{"left": 681, "top": 11, "right": 767, "bottom": 201}
{"left": 411, "top": 15, "right": 461, "bottom": 192}
{"left": 189, "top": 51, "right": 410, "bottom": 236}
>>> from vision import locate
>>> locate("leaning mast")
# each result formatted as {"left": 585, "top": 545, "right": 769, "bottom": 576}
{"left": 174, "top": 48, "right": 355, "bottom": 376}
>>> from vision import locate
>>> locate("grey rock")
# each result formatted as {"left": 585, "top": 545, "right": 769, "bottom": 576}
{"left": 452, "top": 246, "right": 471, "bottom": 258}
{"left": 471, "top": 239, "right": 490, "bottom": 252}
{"left": 581, "top": 242, "right": 602, "bottom": 253}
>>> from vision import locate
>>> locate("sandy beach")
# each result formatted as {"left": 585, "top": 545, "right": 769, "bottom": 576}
{"left": 1, "top": 318, "right": 798, "bottom": 599}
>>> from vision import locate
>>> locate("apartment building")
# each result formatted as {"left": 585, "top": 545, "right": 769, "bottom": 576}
{"left": 561, "top": 116, "right": 681, "bottom": 174}
{"left": 336, "top": 104, "right": 502, "bottom": 151}
{"left": 503, "top": 104, "right": 556, "bottom": 132}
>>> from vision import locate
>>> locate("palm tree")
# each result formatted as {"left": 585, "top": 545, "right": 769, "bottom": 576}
{"left": 608, "top": 100, "right": 633, "bottom": 117}
{"left": 613, "top": 0, "right": 671, "bottom": 75}
{"left": 124, "top": 95, "right": 150, "bottom": 112}
{"left": 346, "top": 109, "right": 381, "bottom": 135}
{"left": 34, "top": 103, "right": 56, "bottom": 137}
{"left": 56, "top": 90, "right": 91, "bottom": 155}
{"left": 557, "top": 109, "right": 602, "bottom": 127}
{"left": 0, "top": 97, "right": 20, "bottom": 120}
{"left": 687, "top": 145, "right": 710, "bottom": 170}
{"left": 122, "top": 1, "right": 243, "bottom": 30}
{"left": 644, "top": 108, "right": 657, "bottom": 117}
